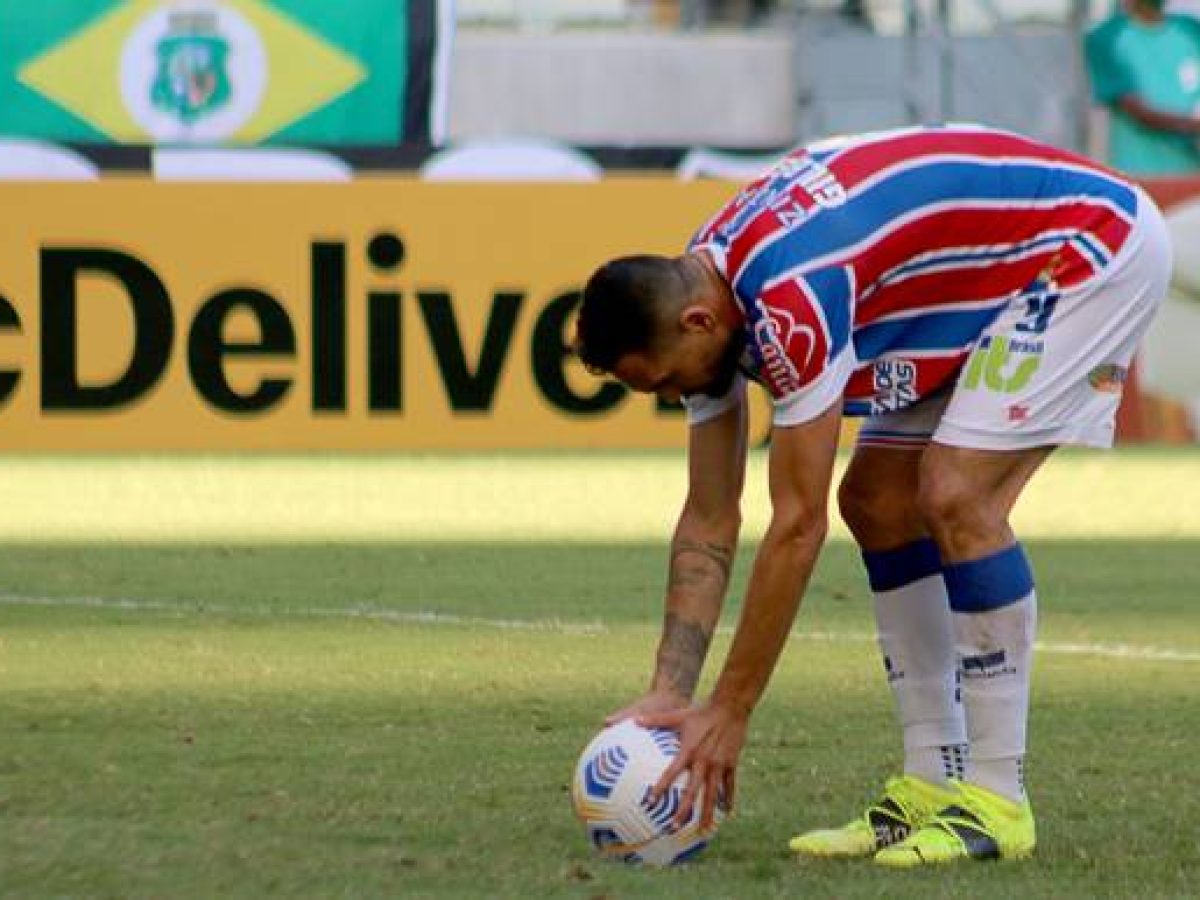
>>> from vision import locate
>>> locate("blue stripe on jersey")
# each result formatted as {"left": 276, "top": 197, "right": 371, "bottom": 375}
{"left": 1071, "top": 232, "right": 1111, "bottom": 270}
{"left": 853, "top": 303, "right": 1007, "bottom": 360}
{"left": 736, "top": 160, "right": 1137, "bottom": 298}
{"left": 803, "top": 266, "right": 853, "bottom": 356}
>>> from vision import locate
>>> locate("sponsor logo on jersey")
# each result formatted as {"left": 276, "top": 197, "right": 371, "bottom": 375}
{"left": 716, "top": 154, "right": 846, "bottom": 242}
{"left": 749, "top": 301, "right": 806, "bottom": 396}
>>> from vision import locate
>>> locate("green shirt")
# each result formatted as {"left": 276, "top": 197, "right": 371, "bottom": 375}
{"left": 1085, "top": 12, "right": 1200, "bottom": 175}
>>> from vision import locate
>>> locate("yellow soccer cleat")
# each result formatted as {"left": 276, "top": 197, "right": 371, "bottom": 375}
{"left": 874, "top": 781, "right": 1036, "bottom": 867}
{"left": 789, "top": 775, "right": 958, "bottom": 858}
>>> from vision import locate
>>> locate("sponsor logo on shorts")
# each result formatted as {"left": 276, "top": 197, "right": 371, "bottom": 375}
{"left": 1007, "top": 404, "right": 1030, "bottom": 422}
{"left": 962, "top": 268, "right": 1060, "bottom": 396}
{"left": 961, "top": 335, "right": 1042, "bottom": 394}
{"left": 1087, "top": 363, "right": 1127, "bottom": 394}
{"left": 870, "top": 358, "right": 918, "bottom": 414}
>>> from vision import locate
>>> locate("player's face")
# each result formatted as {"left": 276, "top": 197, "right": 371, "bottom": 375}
{"left": 612, "top": 327, "right": 740, "bottom": 405}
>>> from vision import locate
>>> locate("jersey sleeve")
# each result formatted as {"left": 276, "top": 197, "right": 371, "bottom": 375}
{"left": 772, "top": 344, "right": 855, "bottom": 427}
{"left": 748, "top": 269, "right": 855, "bottom": 428}
{"left": 683, "top": 372, "right": 747, "bottom": 426}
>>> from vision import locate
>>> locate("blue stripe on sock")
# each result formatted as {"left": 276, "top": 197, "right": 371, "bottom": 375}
{"left": 944, "top": 544, "right": 1034, "bottom": 613}
{"left": 862, "top": 538, "right": 942, "bottom": 592}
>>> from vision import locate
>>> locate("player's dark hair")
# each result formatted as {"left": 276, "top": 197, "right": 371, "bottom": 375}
{"left": 575, "top": 255, "right": 682, "bottom": 373}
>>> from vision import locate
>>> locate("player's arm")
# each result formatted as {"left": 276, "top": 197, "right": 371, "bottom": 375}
{"left": 642, "top": 398, "right": 842, "bottom": 826}
{"left": 606, "top": 399, "right": 747, "bottom": 724}
{"left": 652, "top": 399, "right": 748, "bottom": 702}
{"left": 709, "top": 398, "right": 841, "bottom": 715}
{"left": 1115, "top": 94, "right": 1200, "bottom": 135}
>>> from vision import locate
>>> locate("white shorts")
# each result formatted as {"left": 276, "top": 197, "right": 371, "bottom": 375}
{"left": 859, "top": 187, "right": 1172, "bottom": 452}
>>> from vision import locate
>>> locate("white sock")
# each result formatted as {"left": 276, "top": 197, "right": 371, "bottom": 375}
{"left": 945, "top": 544, "right": 1038, "bottom": 804}
{"left": 865, "top": 539, "right": 968, "bottom": 787}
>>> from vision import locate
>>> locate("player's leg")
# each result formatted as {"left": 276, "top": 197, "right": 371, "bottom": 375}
{"left": 840, "top": 441, "right": 967, "bottom": 789}
{"left": 791, "top": 410, "right": 962, "bottom": 858}
{"left": 872, "top": 442, "right": 1049, "bottom": 868}
{"left": 877, "top": 187, "right": 1171, "bottom": 868}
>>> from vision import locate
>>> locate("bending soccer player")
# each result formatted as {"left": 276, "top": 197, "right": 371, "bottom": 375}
{"left": 574, "top": 125, "right": 1169, "bottom": 865}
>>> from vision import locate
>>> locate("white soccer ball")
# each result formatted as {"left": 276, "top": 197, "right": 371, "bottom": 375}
{"left": 571, "top": 718, "right": 724, "bottom": 866}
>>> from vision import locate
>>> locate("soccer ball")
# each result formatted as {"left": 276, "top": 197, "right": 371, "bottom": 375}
{"left": 571, "top": 718, "right": 723, "bottom": 866}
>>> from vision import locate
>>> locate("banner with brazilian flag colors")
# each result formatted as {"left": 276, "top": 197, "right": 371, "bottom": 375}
{"left": 0, "top": 0, "right": 450, "bottom": 146}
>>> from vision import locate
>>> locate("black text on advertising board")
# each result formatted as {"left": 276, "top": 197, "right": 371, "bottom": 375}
{"left": 0, "top": 234, "right": 655, "bottom": 418}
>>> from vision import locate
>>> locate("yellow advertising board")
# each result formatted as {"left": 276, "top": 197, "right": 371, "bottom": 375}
{"left": 0, "top": 178, "right": 780, "bottom": 450}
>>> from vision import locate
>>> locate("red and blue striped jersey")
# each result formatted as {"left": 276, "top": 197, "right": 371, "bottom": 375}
{"left": 686, "top": 125, "right": 1139, "bottom": 421}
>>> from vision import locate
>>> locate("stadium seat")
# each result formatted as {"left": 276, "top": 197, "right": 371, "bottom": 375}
{"left": 0, "top": 139, "right": 98, "bottom": 180}
{"left": 151, "top": 148, "right": 353, "bottom": 181}
{"left": 419, "top": 137, "right": 602, "bottom": 181}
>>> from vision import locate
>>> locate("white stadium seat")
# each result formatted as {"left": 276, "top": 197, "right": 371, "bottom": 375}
{"left": 420, "top": 137, "right": 601, "bottom": 181}
{"left": 0, "top": 139, "right": 98, "bottom": 180}
{"left": 152, "top": 148, "right": 353, "bottom": 181}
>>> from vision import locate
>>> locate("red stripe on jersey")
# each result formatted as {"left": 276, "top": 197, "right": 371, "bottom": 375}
{"left": 844, "top": 366, "right": 877, "bottom": 400}
{"left": 849, "top": 202, "right": 1129, "bottom": 292}
{"left": 1090, "top": 212, "right": 1135, "bottom": 259}
{"left": 826, "top": 128, "right": 1096, "bottom": 189}
{"left": 725, "top": 207, "right": 789, "bottom": 281}
{"left": 856, "top": 252, "right": 1058, "bottom": 324}
{"left": 912, "top": 352, "right": 970, "bottom": 397}
{"left": 1056, "top": 244, "right": 1104, "bottom": 284}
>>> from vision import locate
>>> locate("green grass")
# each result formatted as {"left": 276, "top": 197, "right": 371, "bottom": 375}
{"left": 1, "top": 450, "right": 1198, "bottom": 898}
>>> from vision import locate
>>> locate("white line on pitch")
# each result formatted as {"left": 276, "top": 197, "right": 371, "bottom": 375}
{"left": 2, "top": 593, "right": 1198, "bottom": 663}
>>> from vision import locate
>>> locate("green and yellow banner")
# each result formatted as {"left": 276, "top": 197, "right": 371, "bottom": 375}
{"left": 0, "top": 0, "right": 445, "bottom": 146}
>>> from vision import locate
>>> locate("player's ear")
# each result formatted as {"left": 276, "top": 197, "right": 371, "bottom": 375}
{"left": 679, "top": 305, "right": 716, "bottom": 334}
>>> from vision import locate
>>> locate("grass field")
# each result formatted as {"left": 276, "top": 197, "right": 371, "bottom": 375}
{"left": 1, "top": 449, "right": 1198, "bottom": 898}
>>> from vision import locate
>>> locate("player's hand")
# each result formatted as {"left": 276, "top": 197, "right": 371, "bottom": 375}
{"left": 638, "top": 699, "right": 748, "bottom": 831}
{"left": 604, "top": 688, "right": 689, "bottom": 727}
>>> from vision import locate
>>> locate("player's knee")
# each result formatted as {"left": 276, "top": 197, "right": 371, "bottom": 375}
{"left": 838, "top": 473, "right": 906, "bottom": 541}
{"left": 915, "top": 468, "right": 983, "bottom": 537}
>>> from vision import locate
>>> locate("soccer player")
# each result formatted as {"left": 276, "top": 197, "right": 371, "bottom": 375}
{"left": 574, "top": 125, "right": 1170, "bottom": 865}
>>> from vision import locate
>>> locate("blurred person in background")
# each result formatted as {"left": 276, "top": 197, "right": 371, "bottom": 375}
{"left": 1085, "top": 0, "right": 1200, "bottom": 174}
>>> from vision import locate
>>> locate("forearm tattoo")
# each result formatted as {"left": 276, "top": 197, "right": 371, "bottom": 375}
{"left": 657, "top": 612, "right": 714, "bottom": 699}
{"left": 655, "top": 539, "right": 730, "bottom": 696}
{"left": 669, "top": 539, "right": 733, "bottom": 592}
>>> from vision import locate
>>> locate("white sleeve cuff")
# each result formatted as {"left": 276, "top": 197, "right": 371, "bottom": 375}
{"left": 683, "top": 373, "right": 747, "bottom": 426}
{"left": 772, "top": 345, "right": 856, "bottom": 427}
